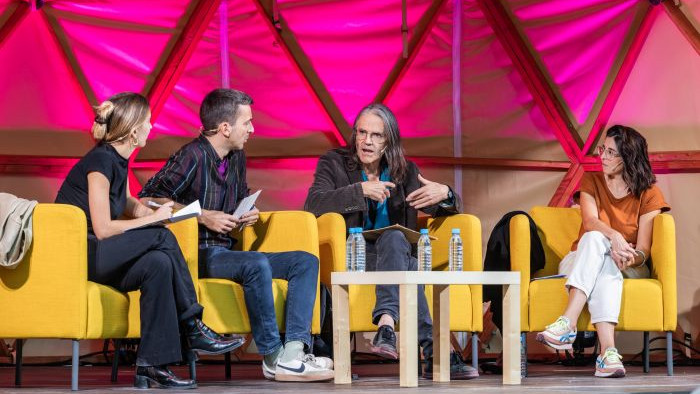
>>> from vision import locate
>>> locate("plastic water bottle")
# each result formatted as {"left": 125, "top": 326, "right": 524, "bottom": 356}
{"left": 448, "top": 228, "right": 463, "bottom": 271}
{"left": 417, "top": 229, "right": 432, "bottom": 271}
{"left": 353, "top": 229, "right": 366, "bottom": 272}
{"left": 345, "top": 228, "right": 356, "bottom": 271}
{"left": 345, "top": 227, "right": 366, "bottom": 272}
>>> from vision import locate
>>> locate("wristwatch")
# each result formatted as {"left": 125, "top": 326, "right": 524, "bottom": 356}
{"left": 439, "top": 188, "right": 455, "bottom": 208}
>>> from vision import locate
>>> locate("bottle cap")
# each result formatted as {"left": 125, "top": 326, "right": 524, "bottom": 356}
{"left": 451, "top": 228, "right": 460, "bottom": 234}
{"left": 420, "top": 228, "right": 429, "bottom": 235}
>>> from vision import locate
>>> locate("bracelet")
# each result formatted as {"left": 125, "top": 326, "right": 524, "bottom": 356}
{"left": 634, "top": 249, "right": 647, "bottom": 265}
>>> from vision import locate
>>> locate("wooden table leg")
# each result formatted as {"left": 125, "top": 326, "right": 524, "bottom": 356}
{"left": 399, "top": 284, "right": 418, "bottom": 387}
{"left": 502, "top": 283, "right": 521, "bottom": 385}
{"left": 332, "top": 284, "right": 351, "bottom": 384}
{"left": 432, "top": 285, "right": 450, "bottom": 382}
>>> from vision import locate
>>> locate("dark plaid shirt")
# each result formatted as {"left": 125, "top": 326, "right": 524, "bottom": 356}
{"left": 139, "top": 135, "right": 248, "bottom": 249}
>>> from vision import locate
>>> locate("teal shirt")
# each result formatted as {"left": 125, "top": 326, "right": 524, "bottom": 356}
{"left": 361, "top": 166, "right": 391, "bottom": 230}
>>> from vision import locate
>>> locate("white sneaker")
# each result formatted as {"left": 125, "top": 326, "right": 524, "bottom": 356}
{"left": 262, "top": 358, "right": 276, "bottom": 380}
{"left": 275, "top": 353, "right": 334, "bottom": 382}
{"left": 536, "top": 316, "right": 577, "bottom": 350}
{"left": 595, "top": 347, "right": 626, "bottom": 378}
{"left": 312, "top": 355, "right": 333, "bottom": 370}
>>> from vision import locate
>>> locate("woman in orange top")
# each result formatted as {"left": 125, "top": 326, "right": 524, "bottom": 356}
{"left": 536, "top": 125, "right": 669, "bottom": 378}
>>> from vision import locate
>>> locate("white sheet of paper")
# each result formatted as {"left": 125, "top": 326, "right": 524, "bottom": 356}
{"left": 170, "top": 200, "right": 201, "bottom": 222}
{"left": 232, "top": 190, "right": 262, "bottom": 219}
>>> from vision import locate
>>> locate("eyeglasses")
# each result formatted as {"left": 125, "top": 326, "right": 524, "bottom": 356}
{"left": 356, "top": 129, "right": 386, "bottom": 143}
{"left": 597, "top": 146, "right": 620, "bottom": 158}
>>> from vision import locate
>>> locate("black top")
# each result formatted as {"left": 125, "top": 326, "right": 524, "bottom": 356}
{"left": 56, "top": 142, "right": 128, "bottom": 233}
{"left": 304, "top": 148, "right": 459, "bottom": 231}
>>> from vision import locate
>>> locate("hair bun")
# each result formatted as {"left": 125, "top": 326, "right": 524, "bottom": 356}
{"left": 91, "top": 100, "right": 115, "bottom": 140}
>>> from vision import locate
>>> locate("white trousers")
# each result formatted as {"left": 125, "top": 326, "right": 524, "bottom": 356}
{"left": 558, "top": 231, "right": 649, "bottom": 324}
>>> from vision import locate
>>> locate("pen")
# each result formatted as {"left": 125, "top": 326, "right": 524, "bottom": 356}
{"left": 147, "top": 201, "right": 162, "bottom": 208}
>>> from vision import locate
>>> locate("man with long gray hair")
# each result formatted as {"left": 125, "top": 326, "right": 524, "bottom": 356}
{"left": 305, "top": 103, "right": 478, "bottom": 379}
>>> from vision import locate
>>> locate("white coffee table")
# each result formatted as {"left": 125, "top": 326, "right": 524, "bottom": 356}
{"left": 331, "top": 271, "right": 521, "bottom": 387}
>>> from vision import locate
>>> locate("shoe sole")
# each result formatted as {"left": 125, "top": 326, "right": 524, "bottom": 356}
{"left": 192, "top": 339, "right": 245, "bottom": 355}
{"left": 595, "top": 368, "right": 625, "bottom": 378}
{"left": 423, "top": 372, "right": 479, "bottom": 380}
{"left": 369, "top": 345, "right": 399, "bottom": 360}
{"left": 535, "top": 332, "right": 573, "bottom": 350}
{"left": 262, "top": 365, "right": 276, "bottom": 380}
{"left": 134, "top": 375, "right": 198, "bottom": 390}
{"left": 275, "top": 370, "right": 334, "bottom": 382}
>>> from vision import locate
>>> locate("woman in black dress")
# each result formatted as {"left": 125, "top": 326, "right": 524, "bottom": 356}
{"left": 56, "top": 92, "right": 243, "bottom": 389}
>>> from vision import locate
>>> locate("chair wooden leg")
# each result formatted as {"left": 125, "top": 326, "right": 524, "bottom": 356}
{"left": 520, "top": 333, "right": 527, "bottom": 378}
{"left": 471, "top": 332, "right": 478, "bottom": 370}
{"left": 111, "top": 339, "right": 122, "bottom": 382}
{"left": 71, "top": 340, "right": 79, "bottom": 391}
{"left": 14, "top": 339, "right": 23, "bottom": 386}
{"left": 642, "top": 332, "right": 650, "bottom": 373}
{"left": 225, "top": 352, "right": 231, "bottom": 380}
{"left": 666, "top": 331, "right": 673, "bottom": 376}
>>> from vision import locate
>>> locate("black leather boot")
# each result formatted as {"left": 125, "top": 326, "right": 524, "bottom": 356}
{"left": 184, "top": 318, "right": 245, "bottom": 355}
{"left": 134, "top": 365, "right": 197, "bottom": 389}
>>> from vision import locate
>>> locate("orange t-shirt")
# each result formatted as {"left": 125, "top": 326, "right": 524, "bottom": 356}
{"left": 571, "top": 172, "right": 670, "bottom": 251}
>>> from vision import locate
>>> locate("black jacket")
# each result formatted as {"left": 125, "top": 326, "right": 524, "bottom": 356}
{"left": 304, "top": 148, "right": 459, "bottom": 230}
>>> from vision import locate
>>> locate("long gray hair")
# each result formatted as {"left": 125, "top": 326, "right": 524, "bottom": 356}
{"left": 349, "top": 103, "right": 408, "bottom": 183}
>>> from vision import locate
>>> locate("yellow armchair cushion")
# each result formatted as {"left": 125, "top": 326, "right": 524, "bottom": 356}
{"left": 85, "top": 282, "right": 130, "bottom": 339}
{"left": 199, "top": 278, "right": 289, "bottom": 334}
{"left": 528, "top": 278, "right": 664, "bottom": 332}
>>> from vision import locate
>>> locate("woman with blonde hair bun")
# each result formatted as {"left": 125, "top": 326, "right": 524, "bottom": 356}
{"left": 56, "top": 92, "right": 243, "bottom": 389}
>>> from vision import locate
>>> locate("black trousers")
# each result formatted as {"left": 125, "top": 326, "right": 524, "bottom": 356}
{"left": 88, "top": 227, "right": 203, "bottom": 366}
{"left": 366, "top": 229, "right": 433, "bottom": 358}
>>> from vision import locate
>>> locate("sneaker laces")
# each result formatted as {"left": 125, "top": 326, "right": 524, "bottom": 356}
{"left": 547, "top": 316, "right": 571, "bottom": 332}
{"left": 603, "top": 348, "right": 622, "bottom": 364}
{"left": 302, "top": 353, "right": 322, "bottom": 367}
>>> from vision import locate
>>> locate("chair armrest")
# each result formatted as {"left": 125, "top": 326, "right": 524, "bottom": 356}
{"left": 650, "top": 213, "right": 676, "bottom": 331}
{"left": 317, "top": 212, "right": 347, "bottom": 285}
{"left": 239, "top": 211, "right": 319, "bottom": 257}
{"left": 0, "top": 204, "right": 88, "bottom": 339}
{"left": 239, "top": 211, "right": 322, "bottom": 333}
{"left": 166, "top": 217, "right": 200, "bottom": 290}
{"left": 426, "top": 213, "right": 482, "bottom": 272}
{"left": 509, "top": 214, "right": 531, "bottom": 331}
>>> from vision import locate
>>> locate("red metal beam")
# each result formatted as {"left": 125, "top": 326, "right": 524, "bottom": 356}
{"left": 580, "top": 5, "right": 659, "bottom": 157}
{"left": 373, "top": 0, "right": 447, "bottom": 104}
{"left": 147, "top": 0, "right": 221, "bottom": 121}
{"left": 0, "top": 155, "right": 78, "bottom": 176}
{"left": 0, "top": 2, "right": 29, "bottom": 50}
{"left": 477, "top": 0, "right": 582, "bottom": 163}
{"left": 408, "top": 156, "right": 570, "bottom": 171}
{"left": 549, "top": 163, "right": 584, "bottom": 207}
{"left": 581, "top": 150, "right": 700, "bottom": 174}
{"left": 252, "top": 0, "right": 349, "bottom": 146}
{"left": 42, "top": 9, "right": 100, "bottom": 110}
{"left": 663, "top": 0, "right": 700, "bottom": 56}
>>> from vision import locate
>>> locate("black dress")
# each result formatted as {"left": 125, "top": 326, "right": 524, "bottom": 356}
{"left": 56, "top": 142, "right": 203, "bottom": 366}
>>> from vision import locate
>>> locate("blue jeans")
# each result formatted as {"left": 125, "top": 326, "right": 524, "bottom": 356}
{"left": 200, "top": 247, "right": 319, "bottom": 355}
{"left": 366, "top": 230, "right": 434, "bottom": 358}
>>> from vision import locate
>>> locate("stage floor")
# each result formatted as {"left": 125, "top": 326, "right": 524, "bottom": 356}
{"left": 1, "top": 363, "right": 699, "bottom": 393}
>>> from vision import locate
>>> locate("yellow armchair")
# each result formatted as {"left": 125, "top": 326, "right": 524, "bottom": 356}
{"left": 510, "top": 206, "right": 676, "bottom": 375}
{"left": 197, "top": 211, "right": 322, "bottom": 376}
{"left": 0, "top": 204, "right": 199, "bottom": 390}
{"left": 316, "top": 213, "right": 483, "bottom": 365}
